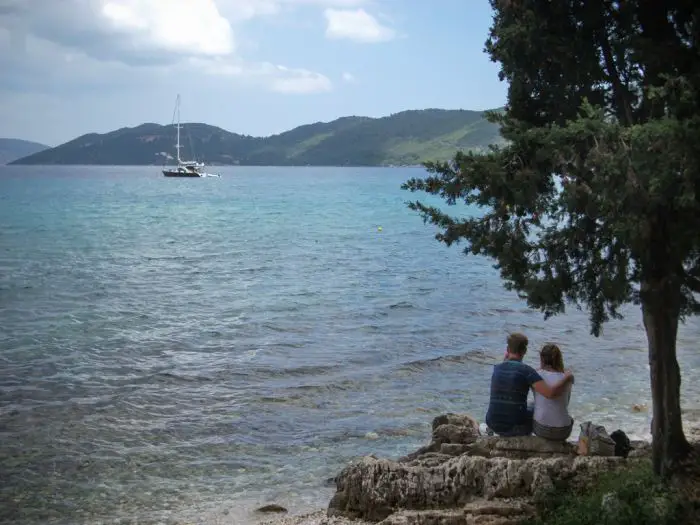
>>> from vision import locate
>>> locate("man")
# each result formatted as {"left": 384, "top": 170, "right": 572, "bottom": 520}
{"left": 485, "top": 333, "right": 574, "bottom": 436}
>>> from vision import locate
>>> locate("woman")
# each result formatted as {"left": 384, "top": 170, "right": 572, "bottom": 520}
{"left": 532, "top": 343, "right": 574, "bottom": 441}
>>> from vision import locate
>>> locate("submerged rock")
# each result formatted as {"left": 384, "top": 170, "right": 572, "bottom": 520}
{"left": 257, "top": 504, "right": 289, "bottom": 513}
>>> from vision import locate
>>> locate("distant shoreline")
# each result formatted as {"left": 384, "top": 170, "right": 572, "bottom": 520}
{"left": 6, "top": 109, "right": 502, "bottom": 166}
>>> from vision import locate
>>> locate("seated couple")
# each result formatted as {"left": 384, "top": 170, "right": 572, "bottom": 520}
{"left": 485, "top": 333, "right": 574, "bottom": 441}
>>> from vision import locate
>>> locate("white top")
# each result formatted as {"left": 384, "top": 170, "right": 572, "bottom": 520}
{"left": 533, "top": 369, "right": 572, "bottom": 428}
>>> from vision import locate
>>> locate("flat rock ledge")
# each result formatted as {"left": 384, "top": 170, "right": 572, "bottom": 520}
{"left": 326, "top": 413, "right": 647, "bottom": 525}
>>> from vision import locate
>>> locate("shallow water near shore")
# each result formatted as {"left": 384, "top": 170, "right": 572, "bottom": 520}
{"left": 1, "top": 166, "right": 699, "bottom": 525}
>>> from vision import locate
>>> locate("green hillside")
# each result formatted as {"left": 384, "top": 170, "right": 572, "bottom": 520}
{"left": 0, "top": 138, "right": 50, "bottom": 164}
{"left": 11, "top": 109, "right": 503, "bottom": 166}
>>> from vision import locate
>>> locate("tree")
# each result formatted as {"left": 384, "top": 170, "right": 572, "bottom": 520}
{"left": 403, "top": 0, "right": 700, "bottom": 478}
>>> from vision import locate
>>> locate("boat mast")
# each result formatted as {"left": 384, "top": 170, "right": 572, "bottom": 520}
{"left": 175, "top": 94, "right": 182, "bottom": 164}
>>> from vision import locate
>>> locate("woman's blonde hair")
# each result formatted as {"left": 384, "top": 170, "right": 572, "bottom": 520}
{"left": 540, "top": 343, "right": 565, "bottom": 372}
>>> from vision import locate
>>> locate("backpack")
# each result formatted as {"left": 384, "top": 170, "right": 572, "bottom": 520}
{"left": 610, "top": 429, "right": 632, "bottom": 458}
{"left": 577, "top": 422, "right": 616, "bottom": 456}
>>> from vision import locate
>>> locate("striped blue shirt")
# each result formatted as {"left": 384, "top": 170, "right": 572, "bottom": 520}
{"left": 485, "top": 360, "right": 542, "bottom": 432}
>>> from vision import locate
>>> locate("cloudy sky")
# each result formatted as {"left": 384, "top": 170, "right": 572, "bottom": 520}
{"left": 0, "top": 0, "right": 506, "bottom": 146}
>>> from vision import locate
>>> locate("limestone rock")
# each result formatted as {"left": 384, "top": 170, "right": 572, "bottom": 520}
{"left": 399, "top": 413, "right": 481, "bottom": 464}
{"left": 403, "top": 452, "right": 454, "bottom": 468}
{"left": 328, "top": 413, "right": 645, "bottom": 524}
{"left": 628, "top": 440, "right": 652, "bottom": 458}
{"left": 466, "top": 436, "right": 576, "bottom": 459}
{"left": 433, "top": 424, "right": 478, "bottom": 446}
{"left": 378, "top": 499, "right": 535, "bottom": 525}
{"left": 328, "top": 453, "right": 626, "bottom": 522}
{"left": 439, "top": 443, "right": 472, "bottom": 457}
{"left": 431, "top": 413, "right": 481, "bottom": 434}
{"left": 378, "top": 509, "right": 467, "bottom": 525}
{"left": 400, "top": 413, "right": 574, "bottom": 465}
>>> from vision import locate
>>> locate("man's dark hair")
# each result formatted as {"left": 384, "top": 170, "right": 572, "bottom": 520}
{"left": 507, "top": 333, "right": 528, "bottom": 356}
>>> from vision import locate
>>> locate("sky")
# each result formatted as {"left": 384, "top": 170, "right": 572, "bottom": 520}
{"left": 0, "top": 0, "right": 507, "bottom": 146}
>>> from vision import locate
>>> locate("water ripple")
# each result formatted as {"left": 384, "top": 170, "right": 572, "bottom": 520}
{"left": 1, "top": 166, "right": 700, "bottom": 525}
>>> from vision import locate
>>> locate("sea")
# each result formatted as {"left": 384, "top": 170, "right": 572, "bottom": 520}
{"left": 1, "top": 166, "right": 699, "bottom": 525}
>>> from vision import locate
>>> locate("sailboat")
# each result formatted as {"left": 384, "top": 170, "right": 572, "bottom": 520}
{"left": 162, "top": 95, "right": 219, "bottom": 178}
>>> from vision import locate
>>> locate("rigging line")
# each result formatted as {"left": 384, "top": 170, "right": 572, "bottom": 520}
{"left": 187, "top": 125, "right": 197, "bottom": 162}
{"left": 171, "top": 96, "right": 177, "bottom": 126}
{"left": 164, "top": 95, "right": 178, "bottom": 168}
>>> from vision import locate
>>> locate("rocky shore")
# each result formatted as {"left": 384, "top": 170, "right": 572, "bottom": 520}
{"left": 258, "top": 413, "right": 658, "bottom": 525}
{"left": 258, "top": 510, "right": 371, "bottom": 525}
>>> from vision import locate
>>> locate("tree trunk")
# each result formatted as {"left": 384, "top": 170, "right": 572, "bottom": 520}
{"left": 641, "top": 276, "right": 691, "bottom": 478}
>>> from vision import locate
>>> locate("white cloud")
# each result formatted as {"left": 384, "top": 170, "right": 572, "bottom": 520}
{"left": 0, "top": 0, "right": 235, "bottom": 65}
{"left": 214, "top": 0, "right": 282, "bottom": 22}
{"left": 0, "top": 29, "right": 157, "bottom": 92}
{"left": 0, "top": 0, "right": 343, "bottom": 94}
{"left": 324, "top": 8, "right": 394, "bottom": 43}
{"left": 191, "top": 57, "right": 332, "bottom": 93}
{"left": 271, "top": 72, "right": 332, "bottom": 93}
{"left": 203, "top": 0, "right": 368, "bottom": 24}
{"left": 0, "top": 0, "right": 405, "bottom": 144}
{"left": 100, "top": 0, "right": 235, "bottom": 56}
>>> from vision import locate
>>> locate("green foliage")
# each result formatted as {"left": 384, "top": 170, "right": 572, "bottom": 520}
{"left": 526, "top": 464, "right": 686, "bottom": 525}
{"left": 403, "top": 0, "right": 700, "bottom": 476}
{"left": 403, "top": 0, "right": 700, "bottom": 336}
{"left": 10, "top": 109, "right": 503, "bottom": 167}
{"left": 405, "top": 102, "right": 700, "bottom": 335}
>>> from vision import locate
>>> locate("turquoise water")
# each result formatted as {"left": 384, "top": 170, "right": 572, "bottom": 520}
{"left": 1, "top": 166, "right": 699, "bottom": 525}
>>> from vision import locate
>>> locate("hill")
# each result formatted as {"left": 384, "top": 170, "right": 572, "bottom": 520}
{"left": 0, "top": 138, "right": 50, "bottom": 164}
{"left": 10, "top": 109, "right": 504, "bottom": 166}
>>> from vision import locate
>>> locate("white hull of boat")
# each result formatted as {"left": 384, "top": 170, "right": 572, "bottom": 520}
{"left": 162, "top": 168, "right": 220, "bottom": 178}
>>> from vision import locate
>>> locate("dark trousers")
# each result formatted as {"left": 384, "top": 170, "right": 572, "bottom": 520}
{"left": 487, "top": 405, "right": 534, "bottom": 437}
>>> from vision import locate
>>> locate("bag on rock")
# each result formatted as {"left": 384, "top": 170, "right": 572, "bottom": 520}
{"left": 577, "top": 422, "right": 616, "bottom": 457}
{"left": 610, "top": 429, "right": 632, "bottom": 458}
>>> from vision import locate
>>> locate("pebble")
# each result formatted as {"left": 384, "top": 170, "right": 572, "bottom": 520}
{"left": 258, "top": 510, "right": 370, "bottom": 525}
